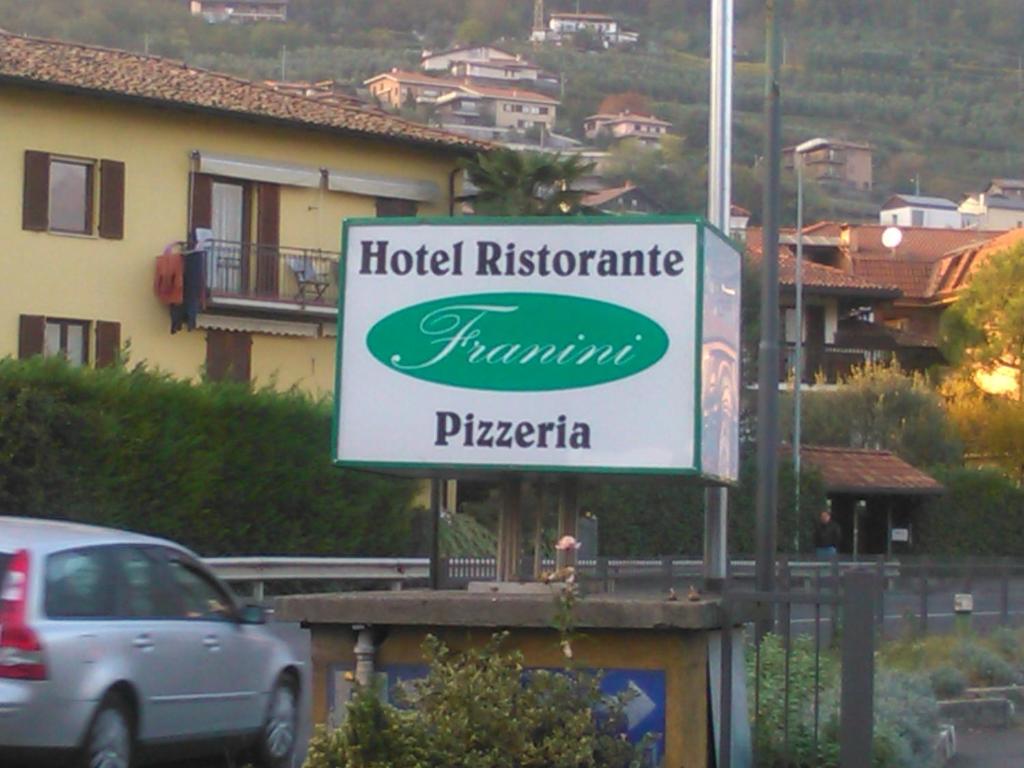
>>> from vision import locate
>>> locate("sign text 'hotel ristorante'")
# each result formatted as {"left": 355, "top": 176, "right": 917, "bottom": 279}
{"left": 334, "top": 219, "right": 741, "bottom": 482}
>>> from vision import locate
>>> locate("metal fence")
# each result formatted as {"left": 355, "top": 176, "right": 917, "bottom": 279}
{"left": 720, "top": 566, "right": 878, "bottom": 768}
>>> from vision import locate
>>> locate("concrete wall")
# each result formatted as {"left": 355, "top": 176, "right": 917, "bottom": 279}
{"left": 1, "top": 84, "right": 459, "bottom": 397}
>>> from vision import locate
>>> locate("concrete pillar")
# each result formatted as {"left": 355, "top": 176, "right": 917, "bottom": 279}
{"left": 353, "top": 626, "right": 375, "bottom": 687}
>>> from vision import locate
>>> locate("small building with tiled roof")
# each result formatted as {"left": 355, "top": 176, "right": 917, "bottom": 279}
{"left": 434, "top": 83, "right": 559, "bottom": 141}
{"left": 580, "top": 183, "right": 664, "bottom": 216}
{"left": 959, "top": 179, "right": 1024, "bottom": 231}
{"left": 584, "top": 111, "right": 672, "bottom": 147}
{"left": 533, "top": 10, "right": 639, "bottom": 47}
{"left": 795, "top": 445, "right": 943, "bottom": 556}
{"left": 364, "top": 69, "right": 463, "bottom": 111}
{"left": 880, "top": 194, "right": 961, "bottom": 229}
{"left": 0, "top": 30, "right": 486, "bottom": 395}
{"left": 190, "top": 0, "right": 288, "bottom": 23}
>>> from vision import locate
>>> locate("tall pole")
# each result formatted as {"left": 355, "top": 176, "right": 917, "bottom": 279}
{"left": 793, "top": 155, "right": 804, "bottom": 552}
{"left": 756, "top": 0, "right": 782, "bottom": 638}
{"left": 705, "top": 0, "right": 733, "bottom": 588}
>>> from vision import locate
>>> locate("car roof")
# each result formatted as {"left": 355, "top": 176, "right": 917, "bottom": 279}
{"left": 0, "top": 516, "right": 188, "bottom": 555}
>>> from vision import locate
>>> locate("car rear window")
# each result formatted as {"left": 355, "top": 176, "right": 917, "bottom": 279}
{"left": 45, "top": 547, "right": 117, "bottom": 618}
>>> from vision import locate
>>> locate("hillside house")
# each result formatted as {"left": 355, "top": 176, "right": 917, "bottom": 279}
{"left": 785, "top": 138, "right": 873, "bottom": 191}
{"left": 531, "top": 12, "right": 638, "bottom": 48}
{"left": 189, "top": 0, "right": 288, "bottom": 23}
{"left": 581, "top": 183, "right": 664, "bottom": 215}
{"left": 584, "top": 111, "right": 671, "bottom": 147}
{"left": 0, "top": 31, "right": 484, "bottom": 395}
{"left": 420, "top": 46, "right": 519, "bottom": 72}
{"left": 435, "top": 85, "right": 559, "bottom": 141}
{"left": 364, "top": 70, "right": 457, "bottom": 110}
{"left": 879, "top": 195, "right": 962, "bottom": 229}
{"left": 959, "top": 179, "right": 1024, "bottom": 230}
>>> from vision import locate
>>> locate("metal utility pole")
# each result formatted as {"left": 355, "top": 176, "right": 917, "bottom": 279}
{"left": 705, "top": 0, "right": 733, "bottom": 588}
{"left": 794, "top": 152, "right": 804, "bottom": 552}
{"left": 755, "top": 0, "right": 782, "bottom": 639}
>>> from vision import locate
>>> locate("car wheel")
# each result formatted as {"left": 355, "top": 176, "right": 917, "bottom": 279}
{"left": 80, "top": 692, "right": 134, "bottom": 768}
{"left": 255, "top": 675, "right": 299, "bottom": 768}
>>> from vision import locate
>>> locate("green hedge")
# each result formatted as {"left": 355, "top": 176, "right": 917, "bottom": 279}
{"left": 915, "top": 466, "right": 1024, "bottom": 557}
{"left": 0, "top": 357, "right": 417, "bottom": 556}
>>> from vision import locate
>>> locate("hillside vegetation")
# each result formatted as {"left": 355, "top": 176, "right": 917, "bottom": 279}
{"left": 2, "top": 0, "right": 1023, "bottom": 219}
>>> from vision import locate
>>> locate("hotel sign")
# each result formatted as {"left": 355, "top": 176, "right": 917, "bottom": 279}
{"left": 334, "top": 218, "right": 740, "bottom": 481}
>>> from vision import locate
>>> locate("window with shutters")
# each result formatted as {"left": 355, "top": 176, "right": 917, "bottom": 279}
{"left": 22, "top": 151, "right": 125, "bottom": 239}
{"left": 44, "top": 319, "right": 90, "bottom": 367}
{"left": 18, "top": 315, "right": 121, "bottom": 368}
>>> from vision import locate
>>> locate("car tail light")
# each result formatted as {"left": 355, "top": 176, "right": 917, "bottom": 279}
{"left": 0, "top": 550, "right": 47, "bottom": 680}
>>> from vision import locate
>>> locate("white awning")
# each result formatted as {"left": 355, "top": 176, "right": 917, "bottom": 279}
{"left": 196, "top": 314, "right": 320, "bottom": 337}
{"left": 195, "top": 152, "right": 323, "bottom": 188}
{"left": 326, "top": 169, "right": 440, "bottom": 202}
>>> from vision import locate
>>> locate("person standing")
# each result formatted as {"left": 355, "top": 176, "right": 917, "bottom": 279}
{"left": 813, "top": 508, "right": 841, "bottom": 559}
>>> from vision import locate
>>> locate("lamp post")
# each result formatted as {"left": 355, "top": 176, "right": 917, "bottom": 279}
{"left": 792, "top": 139, "right": 818, "bottom": 552}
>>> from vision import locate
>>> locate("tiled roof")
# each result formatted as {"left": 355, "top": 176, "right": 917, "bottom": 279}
{"left": 364, "top": 69, "right": 457, "bottom": 88}
{"left": 852, "top": 259, "right": 938, "bottom": 299}
{"left": 0, "top": 32, "right": 488, "bottom": 152}
{"left": 930, "top": 228, "right": 1024, "bottom": 298}
{"left": 746, "top": 230, "right": 901, "bottom": 296}
{"left": 798, "top": 445, "right": 944, "bottom": 495}
{"left": 881, "top": 194, "right": 957, "bottom": 211}
{"left": 460, "top": 83, "right": 559, "bottom": 104}
{"left": 843, "top": 225, "right": 1000, "bottom": 261}
{"left": 586, "top": 112, "right": 670, "bottom": 126}
{"left": 551, "top": 12, "right": 615, "bottom": 20}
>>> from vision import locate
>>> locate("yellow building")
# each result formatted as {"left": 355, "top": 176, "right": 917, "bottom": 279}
{"left": 0, "top": 31, "right": 486, "bottom": 397}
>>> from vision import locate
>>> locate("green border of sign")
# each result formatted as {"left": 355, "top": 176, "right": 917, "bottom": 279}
{"left": 332, "top": 215, "right": 737, "bottom": 481}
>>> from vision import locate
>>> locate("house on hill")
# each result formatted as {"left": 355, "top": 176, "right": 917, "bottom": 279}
{"left": 435, "top": 85, "right": 559, "bottom": 142}
{"left": 584, "top": 111, "right": 672, "bottom": 147}
{"left": 0, "top": 30, "right": 484, "bottom": 396}
{"left": 189, "top": 0, "right": 288, "bottom": 23}
{"left": 364, "top": 69, "right": 457, "bottom": 111}
{"left": 879, "top": 195, "right": 961, "bottom": 229}
{"left": 959, "top": 179, "right": 1024, "bottom": 230}
{"left": 531, "top": 11, "right": 639, "bottom": 48}
{"left": 784, "top": 138, "right": 873, "bottom": 191}
{"left": 581, "top": 183, "right": 664, "bottom": 215}
{"left": 420, "top": 46, "right": 519, "bottom": 72}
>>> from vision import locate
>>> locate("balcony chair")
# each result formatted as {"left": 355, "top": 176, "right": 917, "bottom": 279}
{"left": 286, "top": 256, "right": 330, "bottom": 303}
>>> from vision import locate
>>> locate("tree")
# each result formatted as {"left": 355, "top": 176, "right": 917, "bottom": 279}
{"left": 777, "top": 363, "right": 963, "bottom": 468}
{"left": 941, "top": 241, "right": 1024, "bottom": 402}
{"left": 459, "top": 149, "right": 594, "bottom": 216}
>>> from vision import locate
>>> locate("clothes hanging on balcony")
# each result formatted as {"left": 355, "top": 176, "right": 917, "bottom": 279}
{"left": 154, "top": 243, "right": 184, "bottom": 305}
{"left": 171, "top": 248, "right": 207, "bottom": 334}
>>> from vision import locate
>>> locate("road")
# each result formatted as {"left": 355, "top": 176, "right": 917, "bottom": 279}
{"left": 950, "top": 725, "right": 1024, "bottom": 767}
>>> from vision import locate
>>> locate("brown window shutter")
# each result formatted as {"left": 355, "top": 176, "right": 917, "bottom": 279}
{"left": 98, "top": 160, "right": 125, "bottom": 240}
{"left": 18, "top": 315, "right": 46, "bottom": 359}
{"left": 22, "top": 151, "right": 50, "bottom": 231}
{"left": 255, "top": 183, "right": 280, "bottom": 295}
{"left": 375, "top": 198, "right": 417, "bottom": 217}
{"left": 206, "top": 330, "right": 252, "bottom": 383}
{"left": 95, "top": 321, "right": 121, "bottom": 368}
{"left": 256, "top": 183, "right": 280, "bottom": 246}
{"left": 191, "top": 172, "right": 213, "bottom": 231}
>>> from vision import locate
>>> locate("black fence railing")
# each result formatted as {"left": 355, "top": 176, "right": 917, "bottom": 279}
{"left": 203, "top": 239, "right": 340, "bottom": 307}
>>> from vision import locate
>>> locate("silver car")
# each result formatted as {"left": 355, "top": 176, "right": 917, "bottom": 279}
{"left": 0, "top": 517, "right": 302, "bottom": 767}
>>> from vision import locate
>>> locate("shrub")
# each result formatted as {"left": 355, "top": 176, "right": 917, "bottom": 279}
{"left": 303, "top": 634, "right": 651, "bottom": 768}
{"left": 952, "top": 641, "right": 1019, "bottom": 687}
{"left": 929, "top": 666, "right": 968, "bottom": 699}
{"left": 0, "top": 357, "right": 417, "bottom": 557}
{"left": 989, "top": 627, "right": 1023, "bottom": 664}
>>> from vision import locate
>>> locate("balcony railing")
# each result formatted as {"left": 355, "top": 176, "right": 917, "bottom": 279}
{"left": 203, "top": 240, "right": 340, "bottom": 311}
{"left": 780, "top": 343, "right": 893, "bottom": 384}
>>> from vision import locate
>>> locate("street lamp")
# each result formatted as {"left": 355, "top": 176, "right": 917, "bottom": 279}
{"left": 792, "top": 138, "right": 820, "bottom": 552}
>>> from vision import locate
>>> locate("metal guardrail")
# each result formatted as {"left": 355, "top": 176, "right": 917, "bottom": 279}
{"left": 206, "top": 557, "right": 429, "bottom": 599}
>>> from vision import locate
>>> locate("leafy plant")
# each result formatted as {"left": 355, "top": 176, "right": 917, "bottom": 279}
{"left": 928, "top": 666, "right": 968, "bottom": 699}
{"left": 951, "top": 641, "right": 1020, "bottom": 687}
{"left": 304, "top": 634, "right": 652, "bottom": 768}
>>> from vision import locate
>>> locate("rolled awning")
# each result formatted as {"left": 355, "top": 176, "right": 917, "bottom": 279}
{"left": 195, "top": 152, "right": 323, "bottom": 188}
{"left": 326, "top": 169, "right": 439, "bottom": 202}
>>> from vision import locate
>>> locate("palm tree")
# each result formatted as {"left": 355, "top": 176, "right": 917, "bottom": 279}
{"left": 459, "top": 149, "right": 595, "bottom": 216}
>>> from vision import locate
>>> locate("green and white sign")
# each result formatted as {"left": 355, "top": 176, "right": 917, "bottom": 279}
{"left": 335, "top": 217, "right": 740, "bottom": 481}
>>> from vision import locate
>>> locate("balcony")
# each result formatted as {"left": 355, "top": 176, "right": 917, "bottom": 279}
{"left": 780, "top": 343, "right": 893, "bottom": 385}
{"left": 203, "top": 240, "right": 340, "bottom": 317}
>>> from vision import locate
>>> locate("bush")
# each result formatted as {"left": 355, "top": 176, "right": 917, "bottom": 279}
{"left": 929, "top": 666, "right": 968, "bottom": 699}
{"left": 989, "top": 627, "right": 1023, "bottom": 664}
{"left": 0, "top": 357, "right": 417, "bottom": 556}
{"left": 952, "top": 641, "right": 1019, "bottom": 687}
{"left": 303, "top": 634, "right": 651, "bottom": 768}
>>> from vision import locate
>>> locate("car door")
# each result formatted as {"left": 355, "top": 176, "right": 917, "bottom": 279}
{"left": 156, "top": 549, "right": 257, "bottom": 736}
{"left": 109, "top": 545, "right": 198, "bottom": 742}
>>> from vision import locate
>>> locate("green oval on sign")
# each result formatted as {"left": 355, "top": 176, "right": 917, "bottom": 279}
{"left": 366, "top": 292, "right": 669, "bottom": 391}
